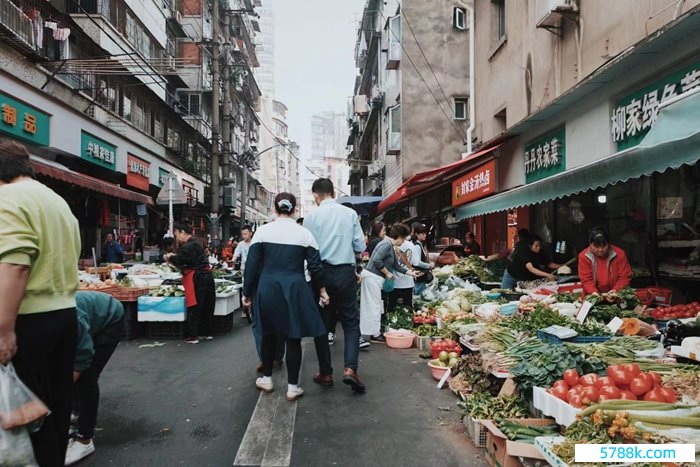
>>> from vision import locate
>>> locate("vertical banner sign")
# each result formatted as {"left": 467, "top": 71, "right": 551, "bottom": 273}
{"left": 80, "top": 131, "right": 116, "bottom": 170}
{"left": 611, "top": 59, "right": 700, "bottom": 150}
{"left": 524, "top": 127, "right": 566, "bottom": 184}
{"left": 126, "top": 154, "right": 151, "bottom": 191}
{"left": 0, "top": 92, "right": 50, "bottom": 146}
{"left": 158, "top": 168, "right": 170, "bottom": 187}
{"left": 452, "top": 159, "right": 497, "bottom": 207}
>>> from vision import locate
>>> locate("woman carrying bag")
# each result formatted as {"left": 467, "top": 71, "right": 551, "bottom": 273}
{"left": 411, "top": 224, "right": 433, "bottom": 295}
{"left": 359, "top": 224, "right": 420, "bottom": 348}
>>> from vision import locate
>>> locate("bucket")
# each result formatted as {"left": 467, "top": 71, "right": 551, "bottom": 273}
{"left": 417, "top": 335, "right": 432, "bottom": 358}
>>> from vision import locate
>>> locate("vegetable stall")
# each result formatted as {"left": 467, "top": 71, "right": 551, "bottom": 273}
{"left": 382, "top": 257, "right": 700, "bottom": 466}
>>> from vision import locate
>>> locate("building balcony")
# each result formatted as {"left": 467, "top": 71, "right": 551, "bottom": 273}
{"left": 0, "top": 0, "right": 46, "bottom": 59}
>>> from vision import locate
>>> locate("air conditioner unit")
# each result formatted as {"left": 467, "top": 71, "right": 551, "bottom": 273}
{"left": 537, "top": 0, "right": 578, "bottom": 29}
{"left": 354, "top": 95, "right": 369, "bottom": 115}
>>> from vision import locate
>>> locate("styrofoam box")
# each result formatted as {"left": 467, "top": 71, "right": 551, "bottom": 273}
{"left": 534, "top": 436, "right": 569, "bottom": 467}
{"left": 137, "top": 296, "right": 186, "bottom": 322}
{"left": 533, "top": 387, "right": 581, "bottom": 427}
{"left": 214, "top": 290, "right": 240, "bottom": 316}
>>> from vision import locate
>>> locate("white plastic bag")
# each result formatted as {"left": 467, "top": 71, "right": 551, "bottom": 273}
{"left": 0, "top": 364, "right": 49, "bottom": 432}
{"left": 0, "top": 425, "right": 37, "bottom": 466}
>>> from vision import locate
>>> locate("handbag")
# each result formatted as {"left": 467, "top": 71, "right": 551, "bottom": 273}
{"left": 415, "top": 268, "right": 434, "bottom": 284}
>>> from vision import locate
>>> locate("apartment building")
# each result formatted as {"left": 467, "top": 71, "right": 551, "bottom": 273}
{"left": 347, "top": 0, "right": 470, "bottom": 200}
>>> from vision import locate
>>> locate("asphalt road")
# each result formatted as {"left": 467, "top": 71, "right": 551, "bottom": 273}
{"left": 80, "top": 317, "right": 487, "bottom": 467}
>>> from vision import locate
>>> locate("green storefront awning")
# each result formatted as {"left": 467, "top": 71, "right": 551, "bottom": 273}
{"left": 456, "top": 90, "right": 700, "bottom": 220}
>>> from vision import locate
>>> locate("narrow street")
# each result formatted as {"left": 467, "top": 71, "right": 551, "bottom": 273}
{"left": 80, "top": 318, "right": 485, "bottom": 467}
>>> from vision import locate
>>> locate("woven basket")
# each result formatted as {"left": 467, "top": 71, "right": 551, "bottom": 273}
{"left": 108, "top": 287, "right": 150, "bottom": 302}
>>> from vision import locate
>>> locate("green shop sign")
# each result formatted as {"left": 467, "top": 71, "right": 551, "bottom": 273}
{"left": 158, "top": 168, "right": 170, "bottom": 187}
{"left": 612, "top": 59, "right": 700, "bottom": 150}
{"left": 0, "top": 92, "right": 50, "bottom": 146}
{"left": 524, "top": 127, "right": 566, "bottom": 184}
{"left": 81, "top": 131, "right": 116, "bottom": 170}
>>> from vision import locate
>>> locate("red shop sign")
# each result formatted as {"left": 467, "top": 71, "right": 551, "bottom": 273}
{"left": 451, "top": 159, "right": 497, "bottom": 207}
{"left": 126, "top": 154, "right": 151, "bottom": 191}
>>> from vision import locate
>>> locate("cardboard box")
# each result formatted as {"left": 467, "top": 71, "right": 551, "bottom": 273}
{"left": 481, "top": 418, "right": 558, "bottom": 464}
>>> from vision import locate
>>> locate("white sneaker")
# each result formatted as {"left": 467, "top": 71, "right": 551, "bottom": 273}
{"left": 255, "top": 377, "right": 274, "bottom": 393}
{"left": 198, "top": 336, "right": 214, "bottom": 340}
{"left": 359, "top": 337, "right": 370, "bottom": 349}
{"left": 328, "top": 332, "right": 335, "bottom": 346}
{"left": 287, "top": 386, "right": 304, "bottom": 401}
{"left": 70, "top": 412, "right": 79, "bottom": 425}
{"left": 65, "top": 438, "right": 95, "bottom": 465}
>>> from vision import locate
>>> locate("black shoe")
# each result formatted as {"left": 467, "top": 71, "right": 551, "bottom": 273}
{"left": 342, "top": 368, "right": 366, "bottom": 393}
{"left": 359, "top": 337, "right": 370, "bottom": 349}
{"left": 370, "top": 334, "right": 386, "bottom": 344}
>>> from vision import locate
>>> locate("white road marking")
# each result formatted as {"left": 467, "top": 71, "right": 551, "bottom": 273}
{"left": 233, "top": 340, "right": 308, "bottom": 466}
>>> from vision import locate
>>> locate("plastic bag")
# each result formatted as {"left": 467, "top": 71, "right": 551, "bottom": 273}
{"left": 0, "top": 364, "right": 49, "bottom": 432}
{"left": 0, "top": 425, "right": 37, "bottom": 466}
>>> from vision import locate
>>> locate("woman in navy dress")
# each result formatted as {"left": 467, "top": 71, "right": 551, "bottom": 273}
{"left": 242, "top": 193, "right": 330, "bottom": 401}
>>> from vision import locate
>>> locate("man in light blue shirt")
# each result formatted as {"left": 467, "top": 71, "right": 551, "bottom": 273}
{"left": 304, "top": 178, "right": 366, "bottom": 393}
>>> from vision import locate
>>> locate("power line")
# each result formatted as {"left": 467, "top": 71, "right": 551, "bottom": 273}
{"left": 402, "top": 9, "right": 468, "bottom": 142}
{"left": 378, "top": 9, "right": 467, "bottom": 145}
{"left": 257, "top": 118, "right": 349, "bottom": 196}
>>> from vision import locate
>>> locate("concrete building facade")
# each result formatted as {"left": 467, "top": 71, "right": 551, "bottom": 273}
{"left": 348, "top": 0, "right": 470, "bottom": 197}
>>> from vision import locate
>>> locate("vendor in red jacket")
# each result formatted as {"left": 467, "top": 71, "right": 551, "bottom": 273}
{"left": 578, "top": 228, "right": 632, "bottom": 296}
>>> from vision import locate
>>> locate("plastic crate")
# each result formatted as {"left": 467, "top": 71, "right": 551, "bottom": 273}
{"left": 146, "top": 322, "right": 186, "bottom": 340}
{"left": 211, "top": 314, "right": 233, "bottom": 336}
{"left": 536, "top": 330, "right": 612, "bottom": 345}
{"left": 463, "top": 417, "right": 488, "bottom": 448}
{"left": 109, "top": 287, "right": 150, "bottom": 302}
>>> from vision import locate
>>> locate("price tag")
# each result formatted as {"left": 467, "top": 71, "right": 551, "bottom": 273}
{"left": 437, "top": 366, "right": 451, "bottom": 389}
{"left": 607, "top": 317, "right": 624, "bottom": 334}
{"left": 577, "top": 301, "right": 593, "bottom": 323}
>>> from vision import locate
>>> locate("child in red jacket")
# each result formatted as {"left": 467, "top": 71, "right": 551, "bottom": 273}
{"left": 578, "top": 228, "right": 632, "bottom": 296}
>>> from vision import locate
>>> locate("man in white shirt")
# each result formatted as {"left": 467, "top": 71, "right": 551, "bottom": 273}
{"left": 233, "top": 225, "right": 253, "bottom": 272}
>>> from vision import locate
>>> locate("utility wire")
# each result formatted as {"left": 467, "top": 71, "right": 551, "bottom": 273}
{"left": 402, "top": 9, "right": 468, "bottom": 141}
{"left": 257, "top": 118, "right": 349, "bottom": 196}
{"left": 378, "top": 9, "right": 467, "bottom": 145}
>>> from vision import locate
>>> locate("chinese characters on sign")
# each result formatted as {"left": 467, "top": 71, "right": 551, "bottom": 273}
{"left": 158, "top": 168, "right": 170, "bottom": 187}
{"left": 611, "top": 62, "right": 700, "bottom": 149}
{"left": 452, "top": 159, "right": 497, "bottom": 207}
{"left": 81, "top": 132, "right": 117, "bottom": 170}
{"left": 524, "top": 127, "right": 566, "bottom": 184}
{"left": 0, "top": 92, "right": 50, "bottom": 146}
{"left": 126, "top": 154, "right": 151, "bottom": 191}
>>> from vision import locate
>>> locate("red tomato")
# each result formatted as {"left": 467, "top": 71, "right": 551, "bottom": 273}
{"left": 630, "top": 376, "right": 652, "bottom": 396}
{"left": 599, "top": 386, "right": 622, "bottom": 400}
{"left": 619, "top": 390, "right": 637, "bottom": 400}
{"left": 567, "top": 389, "right": 579, "bottom": 402}
{"left": 609, "top": 369, "right": 633, "bottom": 387}
{"left": 606, "top": 365, "right": 623, "bottom": 376}
{"left": 624, "top": 364, "right": 641, "bottom": 377}
{"left": 573, "top": 384, "right": 585, "bottom": 394}
{"left": 563, "top": 369, "right": 580, "bottom": 387}
{"left": 649, "top": 372, "right": 662, "bottom": 386}
{"left": 553, "top": 380, "right": 570, "bottom": 391}
{"left": 636, "top": 373, "right": 654, "bottom": 387}
{"left": 580, "top": 373, "right": 600, "bottom": 387}
{"left": 595, "top": 376, "right": 616, "bottom": 389}
{"left": 643, "top": 386, "right": 666, "bottom": 402}
{"left": 551, "top": 385, "right": 569, "bottom": 401}
{"left": 660, "top": 387, "right": 677, "bottom": 403}
{"left": 581, "top": 386, "right": 600, "bottom": 403}
{"left": 568, "top": 394, "right": 584, "bottom": 408}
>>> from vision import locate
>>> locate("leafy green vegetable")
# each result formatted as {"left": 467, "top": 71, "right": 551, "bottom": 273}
{"left": 458, "top": 393, "right": 529, "bottom": 420}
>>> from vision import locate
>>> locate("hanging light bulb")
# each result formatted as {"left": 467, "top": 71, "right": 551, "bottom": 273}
{"left": 597, "top": 194, "right": 607, "bottom": 204}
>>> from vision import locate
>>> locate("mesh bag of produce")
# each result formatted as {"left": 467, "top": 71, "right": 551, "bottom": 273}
{"left": 0, "top": 364, "right": 50, "bottom": 432}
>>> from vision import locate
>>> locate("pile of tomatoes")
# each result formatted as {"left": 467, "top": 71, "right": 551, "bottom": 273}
{"left": 649, "top": 302, "right": 700, "bottom": 320}
{"left": 429, "top": 338, "right": 461, "bottom": 354}
{"left": 547, "top": 365, "right": 677, "bottom": 408}
{"left": 413, "top": 314, "right": 437, "bottom": 325}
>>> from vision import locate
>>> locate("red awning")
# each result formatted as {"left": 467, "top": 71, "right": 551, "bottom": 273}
{"left": 377, "top": 144, "right": 501, "bottom": 213}
{"left": 31, "top": 156, "right": 154, "bottom": 205}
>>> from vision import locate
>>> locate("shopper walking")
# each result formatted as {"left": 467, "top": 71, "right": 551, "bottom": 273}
{"left": 578, "top": 227, "right": 632, "bottom": 297}
{"left": 386, "top": 237, "right": 415, "bottom": 317}
{"left": 304, "top": 178, "right": 366, "bottom": 393}
{"left": 165, "top": 222, "right": 215, "bottom": 344}
{"left": 0, "top": 140, "right": 81, "bottom": 467}
{"left": 235, "top": 226, "right": 253, "bottom": 322}
{"left": 361, "top": 224, "right": 420, "bottom": 346}
{"left": 242, "top": 194, "right": 330, "bottom": 401}
{"left": 65, "top": 291, "right": 125, "bottom": 465}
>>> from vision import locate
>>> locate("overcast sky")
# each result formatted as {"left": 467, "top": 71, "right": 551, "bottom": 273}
{"left": 273, "top": 0, "right": 366, "bottom": 160}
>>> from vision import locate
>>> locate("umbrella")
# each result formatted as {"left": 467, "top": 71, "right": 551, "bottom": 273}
{"left": 336, "top": 196, "right": 384, "bottom": 216}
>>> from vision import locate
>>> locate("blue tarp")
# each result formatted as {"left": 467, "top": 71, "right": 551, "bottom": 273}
{"left": 336, "top": 196, "right": 384, "bottom": 216}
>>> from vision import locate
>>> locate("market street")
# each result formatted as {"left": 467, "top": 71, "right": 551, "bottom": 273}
{"left": 79, "top": 319, "right": 485, "bottom": 467}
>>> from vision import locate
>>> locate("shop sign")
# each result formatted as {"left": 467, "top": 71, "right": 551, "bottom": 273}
{"left": 452, "top": 159, "right": 497, "bottom": 207}
{"left": 611, "top": 59, "right": 700, "bottom": 150}
{"left": 158, "top": 168, "right": 170, "bottom": 187}
{"left": 126, "top": 154, "right": 151, "bottom": 191}
{"left": 0, "top": 92, "right": 50, "bottom": 146}
{"left": 524, "top": 127, "right": 566, "bottom": 184}
{"left": 80, "top": 131, "right": 116, "bottom": 170}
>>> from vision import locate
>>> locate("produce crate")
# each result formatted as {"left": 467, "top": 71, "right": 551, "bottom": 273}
{"left": 536, "top": 330, "right": 612, "bottom": 345}
{"left": 109, "top": 287, "right": 150, "bottom": 302}
{"left": 464, "top": 417, "right": 488, "bottom": 448}
{"left": 146, "top": 322, "right": 186, "bottom": 340}
{"left": 86, "top": 267, "right": 111, "bottom": 281}
{"left": 211, "top": 314, "right": 233, "bottom": 335}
